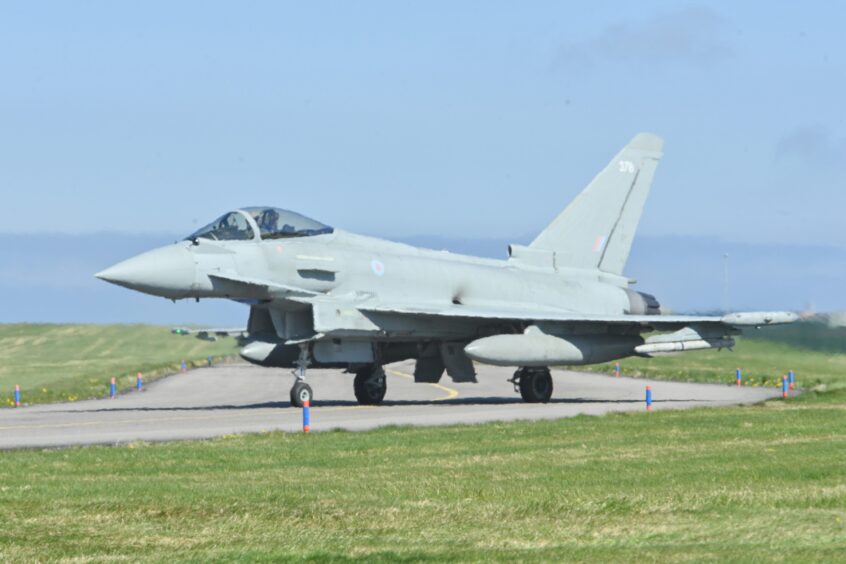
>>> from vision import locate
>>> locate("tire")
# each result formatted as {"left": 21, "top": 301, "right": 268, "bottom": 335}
{"left": 354, "top": 366, "right": 387, "bottom": 405}
{"left": 519, "top": 368, "right": 553, "bottom": 403}
{"left": 290, "top": 381, "right": 313, "bottom": 407}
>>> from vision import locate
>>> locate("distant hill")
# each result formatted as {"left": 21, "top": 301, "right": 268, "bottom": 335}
{"left": 1, "top": 232, "right": 842, "bottom": 324}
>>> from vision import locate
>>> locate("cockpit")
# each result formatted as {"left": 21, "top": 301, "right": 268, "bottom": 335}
{"left": 186, "top": 207, "right": 334, "bottom": 242}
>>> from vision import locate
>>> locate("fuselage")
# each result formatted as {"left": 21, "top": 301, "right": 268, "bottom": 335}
{"left": 96, "top": 207, "right": 661, "bottom": 370}
{"left": 101, "top": 229, "right": 650, "bottom": 336}
{"left": 207, "top": 231, "right": 636, "bottom": 314}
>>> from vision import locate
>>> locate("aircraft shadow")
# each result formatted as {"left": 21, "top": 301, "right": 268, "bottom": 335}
{"left": 57, "top": 397, "right": 717, "bottom": 413}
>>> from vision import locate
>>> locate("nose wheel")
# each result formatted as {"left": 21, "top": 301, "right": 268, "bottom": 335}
{"left": 290, "top": 381, "right": 313, "bottom": 407}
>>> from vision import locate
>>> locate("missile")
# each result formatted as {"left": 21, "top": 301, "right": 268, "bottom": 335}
{"left": 634, "top": 338, "right": 734, "bottom": 354}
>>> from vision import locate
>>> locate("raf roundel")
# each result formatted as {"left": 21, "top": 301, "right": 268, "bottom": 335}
{"left": 371, "top": 259, "right": 385, "bottom": 277}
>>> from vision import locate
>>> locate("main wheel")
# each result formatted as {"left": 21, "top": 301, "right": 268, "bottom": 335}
{"left": 354, "top": 366, "right": 387, "bottom": 405}
{"left": 290, "top": 381, "right": 313, "bottom": 407}
{"left": 519, "top": 368, "right": 553, "bottom": 403}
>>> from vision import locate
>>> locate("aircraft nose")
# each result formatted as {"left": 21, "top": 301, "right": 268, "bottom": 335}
{"left": 96, "top": 243, "right": 196, "bottom": 299}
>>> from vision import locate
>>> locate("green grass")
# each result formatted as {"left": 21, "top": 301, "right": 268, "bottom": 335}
{"left": 1, "top": 394, "right": 844, "bottom": 561}
{"left": 589, "top": 339, "right": 846, "bottom": 393}
{"left": 0, "top": 324, "right": 238, "bottom": 406}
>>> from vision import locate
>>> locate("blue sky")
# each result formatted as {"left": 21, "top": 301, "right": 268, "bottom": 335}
{"left": 1, "top": 1, "right": 843, "bottom": 243}
{"left": 1, "top": 1, "right": 844, "bottom": 323}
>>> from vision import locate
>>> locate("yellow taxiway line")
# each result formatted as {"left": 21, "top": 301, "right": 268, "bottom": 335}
{"left": 385, "top": 368, "right": 460, "bottom": 401}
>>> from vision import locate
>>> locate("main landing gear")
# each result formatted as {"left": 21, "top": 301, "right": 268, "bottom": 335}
{"left": 289, "top": 345, "right": 313, "bottom": 408}
{"left": 510, "top": 367, "right": 553, "bottom": 403}
{"left": 353, "top": 364, "right": 387, "bottom": 405}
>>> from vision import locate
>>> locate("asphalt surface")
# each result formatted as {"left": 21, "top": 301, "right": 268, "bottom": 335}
{"left": 0, "top": 361, "right": 781, "bottom": 449}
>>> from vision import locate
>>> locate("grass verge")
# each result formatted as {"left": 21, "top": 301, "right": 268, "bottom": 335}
{"left": 587, "top": 339, "right": 846, "bottom": 393}
{"left": 0, "top": 324, "right": 238, "bottom": 406}
{"left": 0, "top": 392, "right": 844, "bottom": 561}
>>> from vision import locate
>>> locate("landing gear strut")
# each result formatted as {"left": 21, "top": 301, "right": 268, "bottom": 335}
{"left": 289, "top": 345, "right": 313, "bottom": 408}
{"left": 353, "top": 364, "right": 387, "bottom": 405}
{"left": 510, "top": 367, "right": 553, "bottom": 403}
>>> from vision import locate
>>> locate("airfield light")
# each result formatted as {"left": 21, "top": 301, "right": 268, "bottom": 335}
{"left": 645, "top": 385, "right": 653, "bottom": 411}
{"left": 782, "top": 376, "right": 789, "bottom": 399}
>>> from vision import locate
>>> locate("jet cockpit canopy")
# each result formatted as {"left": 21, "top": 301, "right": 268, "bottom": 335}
{"left": 186, "top": 207, "right": 333, "bottom": 242}
{"left": 242, "top": 207, "right": 334, "bottom": 240}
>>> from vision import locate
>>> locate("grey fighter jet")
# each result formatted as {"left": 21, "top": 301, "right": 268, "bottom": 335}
{"left": 96, "top": 133, "right": 797, "bottom": 407}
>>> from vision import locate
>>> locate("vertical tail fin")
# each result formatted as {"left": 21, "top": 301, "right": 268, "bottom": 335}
{"left": 530, "top": 132, "right": 663, "bottom": 275}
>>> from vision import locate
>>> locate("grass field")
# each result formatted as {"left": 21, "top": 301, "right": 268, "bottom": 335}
{"left": 0, "top": 322, "right": 844, "bottom": 561}
{"left": 0, "top": 324, "right": 238, "bottom": 406}
{"left": 583, "top": 322, "right": 846, "bottom": 393}
{"left": 589, "top": 339, "right": 846, "bottom": 392}
{"left": 1, "top": 392, "right": 844, "bottom": 561}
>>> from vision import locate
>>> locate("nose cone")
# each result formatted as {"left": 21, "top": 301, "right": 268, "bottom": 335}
{"left": 96, "top": 244, "right": 196, "bottom": 299}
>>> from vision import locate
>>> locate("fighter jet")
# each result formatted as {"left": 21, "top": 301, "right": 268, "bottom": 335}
{"left": 96, "top": 133, "right": 797, "bottom": 407}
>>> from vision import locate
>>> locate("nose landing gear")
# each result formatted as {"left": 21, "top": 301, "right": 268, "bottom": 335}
{"left": 289, "top": 345, "right": 313, "bottom": 408}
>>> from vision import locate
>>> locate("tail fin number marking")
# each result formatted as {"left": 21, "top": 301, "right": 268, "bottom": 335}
{"left": 618, "top": 160, "right": 635, "bottom": 173}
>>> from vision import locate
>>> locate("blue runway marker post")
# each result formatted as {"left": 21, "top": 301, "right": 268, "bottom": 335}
{"left": 736, "top": 368, "right": 742, "bottom": 386}
{"left": 110, "top": 377, "right": 116, "bottom": 399}
{"left": 789, "top": 370, "right": 795, "bottom": 390}
{"left": 180, "top": 360, "right": 187, "bottom": 373}
{"left": 207, "top": 356, "right": 213, "bottom": 367}
{"left": 615, "top": 362, "right": 621, "bottom": 378}
{"left": 14, "top": 384, "right": 21, "bottom": 408}
{"left": 136, "top": 372, "right": 143, "bottom": 391}
{"left": 645, "top": 385, "right": 653, "bottom": 411}
{"left": 303, "top": 400, "right": 311, "bottom": 433}
{"left": 782, "top": 375, "right": 788, "bottom": 399}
